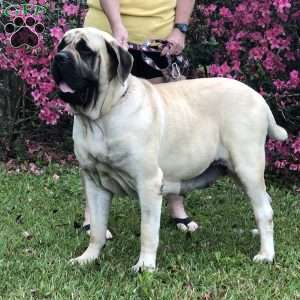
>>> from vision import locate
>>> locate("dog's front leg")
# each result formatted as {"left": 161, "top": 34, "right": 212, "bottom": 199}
{"left": 132, "top": 169, "right": 163, "bottom": 272}
{"left": 71, "top": 171, "right": 112, "bottom": 265}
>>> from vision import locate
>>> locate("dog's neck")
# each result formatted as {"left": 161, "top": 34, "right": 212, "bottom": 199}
{"left": 98, "top": 77, "right": 130, "bottom": 117}
{"left": 74, "top": 76, "right": 131, "bottom": 121}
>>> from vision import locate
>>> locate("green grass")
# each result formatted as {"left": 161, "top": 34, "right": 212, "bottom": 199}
{"left": 0, "top": 165, "right": 299, "bottom": 300}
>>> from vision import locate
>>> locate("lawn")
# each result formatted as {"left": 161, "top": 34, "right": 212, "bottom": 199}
{"left": 0, "top": 165, "right": 299, "bottom": 300}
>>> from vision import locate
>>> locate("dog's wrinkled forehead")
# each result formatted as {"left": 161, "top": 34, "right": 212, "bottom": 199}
{"left": 60, "top": 27, "right": 115, "bottom": 52}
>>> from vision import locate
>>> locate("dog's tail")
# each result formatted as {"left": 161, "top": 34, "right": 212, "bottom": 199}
{"left": 266, "top": 105, "right": 288, "bottom": 141}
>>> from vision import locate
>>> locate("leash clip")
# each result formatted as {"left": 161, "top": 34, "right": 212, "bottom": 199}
{"left": 143, "top": 40, "right": 151, "bottom": 47}
{"left": 171, "top": 62, "right": 181, "bottom": 79}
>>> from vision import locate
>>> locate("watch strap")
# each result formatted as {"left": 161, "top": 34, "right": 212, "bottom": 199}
{"left": 174, "top": 23, "right": 189, "bottom": 34}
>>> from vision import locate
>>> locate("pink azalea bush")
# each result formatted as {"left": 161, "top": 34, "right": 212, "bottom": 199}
{"left": 188, "top": 0, "right": 300, "bottom": 178}
{"left": 0, "top": 0, "right": 86, "bottom": 125}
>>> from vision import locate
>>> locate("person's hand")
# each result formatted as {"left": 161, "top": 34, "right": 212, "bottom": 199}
{"left": 161, "top": 29, "right": 186, "bottom": 56}
{"left": 111, "top": 23, "right": 128, "bottom": 49}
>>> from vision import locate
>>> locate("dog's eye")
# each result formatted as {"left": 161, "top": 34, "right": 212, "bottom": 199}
{"left": 76, "top": 39, "right": 94, "bottom": 57}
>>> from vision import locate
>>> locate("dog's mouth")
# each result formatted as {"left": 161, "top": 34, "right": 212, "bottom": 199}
{"left": 59, "top": 82, "right": 76, "bottom": 94}
{"left": 52, "top": 67, "right": 98, "bottom": 107}
{"left": 57, "top": 80, "right": 98, "bottom": 108}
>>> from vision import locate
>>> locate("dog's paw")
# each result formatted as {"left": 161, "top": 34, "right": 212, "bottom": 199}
{"left": 177, "top": 220, "right": 199, "bottom": 232}
{"left": 70, "top": 246, "right": 100, "bottom": 265}
{"left": 132, "top": 262, "right": 156, "bottom": 273}
{"left": 70, "top": 254, "right": 97, "bottom": 265}
{"left": 132, "top": 256, "right": 156, "bottom": 273}
{"left": 253, "top": 252, "right": 274, "bottom": 263}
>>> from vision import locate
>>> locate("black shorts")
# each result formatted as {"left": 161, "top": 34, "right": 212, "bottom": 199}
{"left": 129, "top": 49, "right": 168, "bottom": 79}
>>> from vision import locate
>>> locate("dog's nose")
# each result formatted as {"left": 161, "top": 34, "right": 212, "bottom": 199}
{"left": 54, "top": 51, "right": 70, "bottom": 63}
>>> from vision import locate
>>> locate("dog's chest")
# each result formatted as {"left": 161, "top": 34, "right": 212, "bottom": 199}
{"left": 73, "top": 116, "right": 136, "bottom": 195}
{"left": 73, "top": 119, "right": 108, "bottom": 165}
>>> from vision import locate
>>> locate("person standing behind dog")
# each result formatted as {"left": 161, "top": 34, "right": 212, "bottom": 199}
{"left": 84, "top": 0, "right": 198, "bottom": 232}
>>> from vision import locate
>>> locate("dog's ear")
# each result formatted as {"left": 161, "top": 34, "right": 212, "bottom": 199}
{"left": 105, "top": 41, "right": 133, "bottom": 84}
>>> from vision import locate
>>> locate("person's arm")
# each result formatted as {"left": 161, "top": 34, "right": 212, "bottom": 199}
{"left": 161, "top": 0, "right": 195, "bottom": 56}
{"left": 100, "top": 0, "right": 128, "bottom": 48}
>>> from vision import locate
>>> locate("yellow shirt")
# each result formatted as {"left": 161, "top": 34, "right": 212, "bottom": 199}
{"left": 84, "top": 0, "right": 176, "bottom": 43}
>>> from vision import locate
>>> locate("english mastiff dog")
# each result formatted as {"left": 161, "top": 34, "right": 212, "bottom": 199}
{"left": 51, "top": 28, "right": 287, "bottom": 272}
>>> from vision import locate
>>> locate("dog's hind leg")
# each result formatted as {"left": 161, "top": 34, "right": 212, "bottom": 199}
{"left": 230, "top": 145, "right": 274, "bottom": 263}
{"left": 70, "top": 170, "right": 112, "bottom": 265}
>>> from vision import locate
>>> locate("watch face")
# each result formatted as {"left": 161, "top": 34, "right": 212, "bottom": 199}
{"left": 181, "top": 24, "right": 188, "bottom": 32}
{"left": 175, "top": 23, "right": 188, "bottom": 33}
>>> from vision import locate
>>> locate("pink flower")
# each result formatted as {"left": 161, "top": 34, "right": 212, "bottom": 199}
{"left": 285, "top": 51, "right": 295, "bottom": 61}
{"left": 235, "top": 31, "right": 248, "bottom": 40}
{"left": 241, "top": 12, "right": 254, "bottom": 25}
{"left": 274, "top": 160, "right": 287, "bottom": 169}
{"left": 263, "top": 52, "right": 285, "bottom": 73}
{"left": 219, "top": 7, "right": 232, "bottom": 19}
{"left": 288, "top": 70, "right": 300, "bottom": 89}
{"left": 292, "top": 136, "right": 300, "bottom": 154}
{"left": 273, "top": 80, "right": 286, "bottom": 91}
{"left": 249, "top": 47, "right": 266, "bottom": 60}
{"left": 63, "top": 4, "right": 80, "bottom": 17}
{"left": 39, "top": 106, "right": 60, "bottom": 125}
{"left": 273, "top": 0, "right": 291, "bottom": 14}
{"left": 289, "top": 164, "right": 300, "bottom": 171}
{"left": 236, "top": 3, "right": 247, "bottom": 14}
{"left": 231, "top": 60, "right": 241, "bottom": 72}
{"left": 265, "top": 25, "right": 284, "bottom": 40}
{"left": 265, "top": 25, "right": 290, "bottom": 50}
{"left": 249, "top": 32, "right": 263, "bottom": 42}
{"left": 202, "top": 4, "right": 217, "bottom": 17}
{"left": 226, "top": 40, "right": 242, "bottom": 56}
{"left": 219, "top": 62, "right": 231, "bottom": 76}
{"left": 50, "top": 27, "right": 64, "bottom": 40}
{"left": 31, "top": 89, "right": 44, "bottom": 102}
{"left": 209, "top": 64, "right": 219, "bottom": 76}
{"left": 58, "top": 18, "right": 67, "bottom": 27}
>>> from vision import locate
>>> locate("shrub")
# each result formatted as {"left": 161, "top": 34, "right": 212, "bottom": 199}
{"left": 187, "top": 0, "right": 300, "bottom": 179}
{"left": 0, "top": 0, "right": 86, "bottom": 125}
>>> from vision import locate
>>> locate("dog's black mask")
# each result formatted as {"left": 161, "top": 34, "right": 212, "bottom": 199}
{"left": 51, "top": 38, "right": 99, "bottom": 107}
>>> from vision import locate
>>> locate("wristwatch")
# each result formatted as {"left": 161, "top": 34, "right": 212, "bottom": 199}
{"left": 174, "top": 23, "right": 189, "bottom": 34}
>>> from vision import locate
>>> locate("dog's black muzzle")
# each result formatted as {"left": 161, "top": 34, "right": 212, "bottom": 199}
{"left": 54, "top": 51, "right": 70, "bottom": 64}
{"left": 51, "top": 51, "right": 98, "bottom": 107}
{"left": 52, "top": 51, "right": 86, "bottom": 91}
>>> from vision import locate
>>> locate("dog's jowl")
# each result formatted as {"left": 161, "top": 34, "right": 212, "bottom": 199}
{"left": 51, "top": 28, "right": 288, "bottom": 272}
